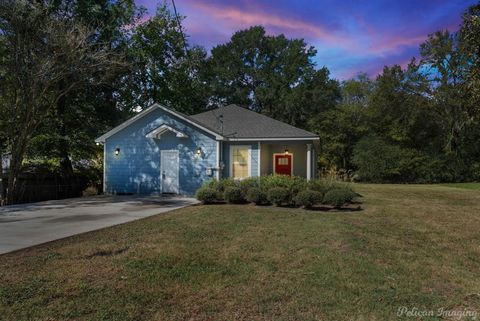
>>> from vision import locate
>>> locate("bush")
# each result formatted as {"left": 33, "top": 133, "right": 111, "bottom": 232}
{"left": 260, "top": 175, "right": 306, "bottom": 201}
{"left": 223, "top": 187, "right": 244, "bottom": 203}
{"left": 82, "top": 186, "right": 98, "bottom": 197}
{"left": 323, "top": 188, "right": 355, "bottom": 208}
{"left": 267, "top": 187, "right": 290, "bottom": 206}
{"left": 238, "top": 177, "right": 259, "bottom": 197}
{"left": 294, "top": 190, "right": 323, "bottom": 208}
{"left": 196, "top": 187, "right": 218, "bottom": 204}
{"left": 351, "top": 135, "right": 453, "bottom": 183}
{"left": 245, "top": 187, "right": 268, "bottom": 205}
{"left": 205, "top": 178, "right": 236, "bottom": 193}
{"left": 307, "top": 179, "right": 332, "bottom": 196}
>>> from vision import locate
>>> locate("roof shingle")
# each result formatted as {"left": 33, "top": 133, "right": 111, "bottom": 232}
{"left": 191, "top": 105, "right": 318, "bottom": 139}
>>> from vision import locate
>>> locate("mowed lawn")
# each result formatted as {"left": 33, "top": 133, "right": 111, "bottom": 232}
{"left": 1, "top": 185, "right": 480, "bottom": 321}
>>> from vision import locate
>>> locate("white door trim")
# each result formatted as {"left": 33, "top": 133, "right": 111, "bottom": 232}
{"left": 160, "top": 150, "right": 180, "bottom": 194}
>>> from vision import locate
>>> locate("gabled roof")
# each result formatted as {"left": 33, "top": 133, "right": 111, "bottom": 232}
{"left": 95, "top": 103, "right": 224, "bottom": 143}
{"left": 95, "top": 103, "right": 319, "bottom": 143}
{"left": 191, "top": 104, "right": 319, "bottom": 140}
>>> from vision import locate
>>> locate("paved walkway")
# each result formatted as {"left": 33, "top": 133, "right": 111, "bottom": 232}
{"left": 0, "top": 195, "right": 198, "bottom": 254}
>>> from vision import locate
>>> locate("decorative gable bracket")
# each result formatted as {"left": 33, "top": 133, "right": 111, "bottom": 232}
{"left": 146, "top": 124, "right": 189, "bottom": 140}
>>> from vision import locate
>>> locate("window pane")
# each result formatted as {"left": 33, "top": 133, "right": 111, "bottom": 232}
{"left": 232, "top": 147, "right": 249, "bottom": 178}
{"left": 278, "top": 157, "right": 288, "bottom": 165}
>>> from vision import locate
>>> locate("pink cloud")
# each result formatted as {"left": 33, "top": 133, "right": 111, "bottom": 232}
{"left": 185, "top": 1, "right": 354, "bottom": 49}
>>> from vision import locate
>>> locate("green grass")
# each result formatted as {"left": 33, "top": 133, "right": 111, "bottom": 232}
{"left": 1, "top": 184, "right": 480, "bottom": 320}
{"left": 441, "top": 182, "right": 480, "bottom": 190}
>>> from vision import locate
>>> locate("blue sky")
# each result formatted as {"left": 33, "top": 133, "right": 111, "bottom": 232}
{"left": 136, "top": 0, "right": 477, "bottom": 79}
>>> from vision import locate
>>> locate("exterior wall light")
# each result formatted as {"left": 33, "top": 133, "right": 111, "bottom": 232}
{"left": 195, "top": 147, "right": 202, "bottom": 157}
{"left": 284, "top": 147, "right": 289, "bottom": 154}
{"left": 115, "top": 148, "right": 120, "bottom": 156}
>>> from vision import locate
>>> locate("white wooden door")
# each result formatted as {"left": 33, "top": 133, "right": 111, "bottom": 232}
{"left": 161, "top": 150, "right": 179, "bottom": 194}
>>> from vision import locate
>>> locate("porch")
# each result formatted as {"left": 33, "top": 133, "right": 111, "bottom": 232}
{"left": 221, "top": 140, "right": 318, "bottom": 180}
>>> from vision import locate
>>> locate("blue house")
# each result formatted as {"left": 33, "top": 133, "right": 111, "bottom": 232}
{"left": 95, "top": 104, "right": 319, "bottom": 195}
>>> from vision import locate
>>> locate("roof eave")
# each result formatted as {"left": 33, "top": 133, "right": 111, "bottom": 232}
{"left": 95, "top": 103, "right": 225, "bottom": 143}
{"left": 226, "top": 137, "right": 320, "bottom": 141}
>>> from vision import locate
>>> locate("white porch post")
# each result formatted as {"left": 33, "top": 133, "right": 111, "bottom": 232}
{"left": 306, "top": 144, "right": 312, "bottom": 181}
{"left": 258, "top": 142, "right": 261, "bottom": 177}
{"left": 216, "top": 141, "right": 221, "bottom": 180}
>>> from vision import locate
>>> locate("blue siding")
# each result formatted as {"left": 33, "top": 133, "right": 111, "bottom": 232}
{"left": 104, "top": 109, "right": 217, "bottom": 195}
{"left": 221, "top": 142, "right": 259, "bottom": 178}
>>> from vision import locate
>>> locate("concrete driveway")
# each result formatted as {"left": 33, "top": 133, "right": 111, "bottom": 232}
{"left": 0, "top": 195, "right": 198, "bottom": 255}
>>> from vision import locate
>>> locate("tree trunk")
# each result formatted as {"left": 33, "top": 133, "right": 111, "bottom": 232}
{"left": 5, "top": 135, "right": 28, "bottom": 205}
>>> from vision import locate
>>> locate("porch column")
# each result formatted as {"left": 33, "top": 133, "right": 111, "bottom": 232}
{"left": 306, "top": 144, "right": 312, "bottom": 181}
{"left": 216, "top": 141, "right": 221, "bottom": 180}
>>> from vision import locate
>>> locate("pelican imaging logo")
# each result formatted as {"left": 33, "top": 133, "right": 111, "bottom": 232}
{"left": 397, "top": 306, "right": 477, "bottom": 319}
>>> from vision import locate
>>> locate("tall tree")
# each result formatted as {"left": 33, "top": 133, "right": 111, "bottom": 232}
{"left": 26, "top": 0, "right": 142, "bottom": 178}
{"left": 420, "top": 30, "right": 473, "bottom": 154}
{"left": 206, "top": 26, "right": 339, "bottom": 127}
{"left": 0, "top": 0, "right": 125, "bottom": 204}
{"left": 120, "top": 4, "right": 209, "bottom": 115}
{"left": 313, "top": 74, "right": 372, "bottom": 169}
{"left": 461, "top": 3, "right": 480, "bottom": 107}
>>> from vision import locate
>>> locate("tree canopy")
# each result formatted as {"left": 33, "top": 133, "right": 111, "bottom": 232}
{"left": 1, "top": 1, "right": 480, "bottom": 203}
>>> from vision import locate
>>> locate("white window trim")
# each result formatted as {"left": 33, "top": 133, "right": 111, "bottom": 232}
{"left": 229, "top": 145, "right": 252, "bottom": 179}
{"left": 273, "top": 153, "right": 294, "bottom": 176}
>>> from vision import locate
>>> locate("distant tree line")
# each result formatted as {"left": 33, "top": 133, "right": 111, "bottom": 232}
{"left": 0, "top": 0, "right": 479, "bottom": 203}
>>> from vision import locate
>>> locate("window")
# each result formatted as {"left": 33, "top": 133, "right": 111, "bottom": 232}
{"left": 231, "top": 146, "right": 250, "bottom": 179}
{"left": 278, "top": 157, "right": 289, "bottom": 165}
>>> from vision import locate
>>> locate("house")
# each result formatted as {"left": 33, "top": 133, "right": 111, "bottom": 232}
{"left": 95, "top": 104, "right": 320, "bottom": 195}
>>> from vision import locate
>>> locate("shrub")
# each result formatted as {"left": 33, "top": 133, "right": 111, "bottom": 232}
{"left": 260, "top": 175, "right": 306, "bottom": 201}
{"left": 196, "top": 187, "right": 218, "bottom": 204}
{"left": 205, "top": 178, "right": 236, "bottom": 193}
{"left": 223, "top": 187, "right": 244, "bottom": 203}
{"left": 245, "top": 187, "right": 268, "bottom": 205}
{"left": 294, "top": 190, "right": 323, "bottom": 208}
{"left": 238, "top": 177, "right": 259, "bottom": 197}
{"left": 267, "top": 187, "right": 290, "bottom": 206}
{"left": 307, "top": 179, "right": 332, "bottom": 196}
{"left": 323, "top": 188, "right": 355, "bottom": 208}
{"left": 203, "top": 178, "right": 238, "bottom": 200}
{"left": 82, "top": 186, "right": 98, "bottom": 197}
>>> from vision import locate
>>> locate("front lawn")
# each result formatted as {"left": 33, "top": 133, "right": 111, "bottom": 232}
{"left": 441, "top": 182, "right": 480, "bottom": 191}
{"left": 1, "top": 184, "right": 480, "bottom": 320}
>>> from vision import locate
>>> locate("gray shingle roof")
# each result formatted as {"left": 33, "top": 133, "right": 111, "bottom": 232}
{"left": 190, "top": 105, "right": 318, "bottom": 139}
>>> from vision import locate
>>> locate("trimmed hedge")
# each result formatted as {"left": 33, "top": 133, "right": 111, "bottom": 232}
{"left": 245, "top": 187, "right": 268, "bottom": 205}
{"left": 294, "top": 190, "right": 323, "bottom": 208}
{"left": 267, "top": 187, "right": 290, "bottom": 206}
{"left": 224, "top": 187, "right": 244, "bottom": 203}
{"left": 196, "top": 187, "right": 218, "bottom": 204}
{"left": 323, "top": 188, "right": 355, "bottom": 208}
{"left": 196, "top": 176, "right": 357, "bottom": 210}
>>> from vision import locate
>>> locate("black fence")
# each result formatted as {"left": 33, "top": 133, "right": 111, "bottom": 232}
{"left": 0, "top": 176, "right": 90, "bottom": 205}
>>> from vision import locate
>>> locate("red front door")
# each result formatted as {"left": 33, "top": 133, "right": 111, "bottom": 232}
{"left": 274, "top": 154, "right": 292, "bottom": 176}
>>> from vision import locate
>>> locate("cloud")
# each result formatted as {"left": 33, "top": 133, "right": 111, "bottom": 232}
{"left": 136, "top": 0, "right": 476, "bottom": 79}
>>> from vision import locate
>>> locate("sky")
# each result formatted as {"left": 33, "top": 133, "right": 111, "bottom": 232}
{"left": 136, "top": 0, "right": 477, "bottom": 80}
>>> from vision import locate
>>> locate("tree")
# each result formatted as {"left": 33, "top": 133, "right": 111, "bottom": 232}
{"left": 206, "top": 26, "right": 339, "bottom": 127}
{"left": 25, "top": 0, "right": 142, "bottom": 178}
{"left": 460, "top": 3, "right": 480, "bottom": 106}
{"left": 419, "top": 31, "right": 474, "bottom": 154}
{"left": 120, "top": 4, "right": 209, "bottom": 115}
{"left": 313, "top": 75, "right": 372, "bottom": 169}
{"left": 0, "top": 0, "right": 125, "bottom": 204}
